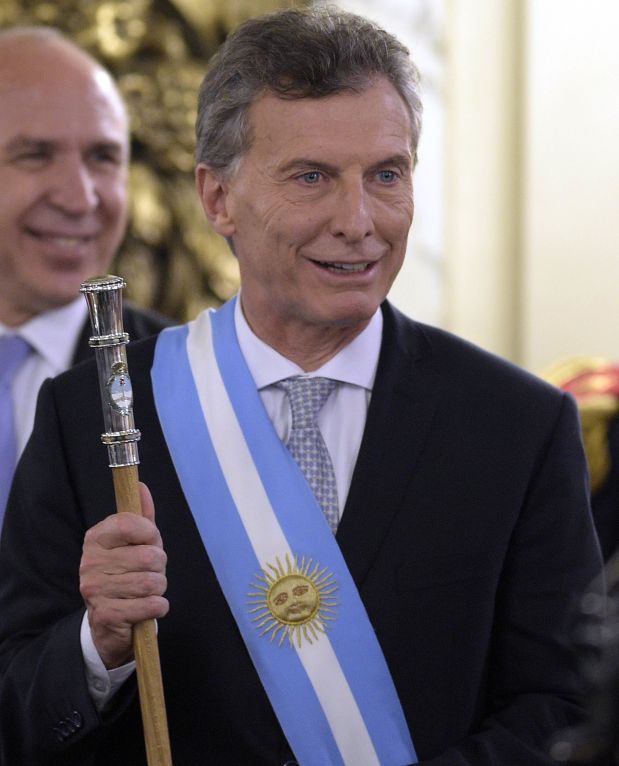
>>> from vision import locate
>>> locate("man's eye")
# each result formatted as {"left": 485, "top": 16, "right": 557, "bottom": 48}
{"left": 299, "top": 171, "right": 322, "bottom": 184}
{"left": 91, "top": 150, "right": 121, "bottom": 165}
{"left": 13, "top": 150, "right": 50, "bottom": 165}
{"left": 377, "top": 169, "right": 398, "bottom": 183}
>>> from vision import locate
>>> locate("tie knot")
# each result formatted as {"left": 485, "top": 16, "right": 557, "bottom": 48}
{"left": 0, "top": 335, "right": 31, "bottom": 386}
{"left": 278, "top": 376, "right": 338, "bottom": 429}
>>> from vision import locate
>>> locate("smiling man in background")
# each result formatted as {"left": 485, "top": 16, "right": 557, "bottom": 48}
{"left": 0, "top": 27, "right": 170, "bottom": 524}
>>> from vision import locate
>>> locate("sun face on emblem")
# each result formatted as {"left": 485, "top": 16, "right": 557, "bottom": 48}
{"left": 248, "top": 555, "right": 338, "bottom": 648}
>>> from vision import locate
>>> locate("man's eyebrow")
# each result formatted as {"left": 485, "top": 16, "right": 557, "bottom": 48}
{"left": 4, "top": 136, "right": 53, "bottom": 154}
{"left": 3, "top": 136, "right": 126, "bottom": 158}
{"left": 367, "top": 153, "right": 413, "bottom": 172}
{"left": 89, "top": 140, "right": 125, "bottom": 155}
{"left": 278, "top": 159, "right": 339, "bottom": 175}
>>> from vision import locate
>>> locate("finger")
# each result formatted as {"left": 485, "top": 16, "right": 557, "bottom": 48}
{"left": 84, "top": 511, "right": 162, "bottom": 551}
{"left": 81, "top": 542, "right": 167, "bottom": 579}
{"left": 90, "top": 595, "right": 170, "bottom": 626}
{"left": 82, "top": 569, "right": 168, "bottom": 601}
{"left": 88, "top": 595, "right": 170, "bottom": 668}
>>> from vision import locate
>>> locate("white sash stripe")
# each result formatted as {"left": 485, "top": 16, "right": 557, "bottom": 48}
{"left": 187, "top": 311, "right": 380, "bottom": 766}
{"left": 187, "top": 312, "right": 289, "bottom": 563}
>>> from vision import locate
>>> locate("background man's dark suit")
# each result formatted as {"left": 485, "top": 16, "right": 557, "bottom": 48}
{"left": 71, "top": 303, "right": 171, "bottom": 364}
{"left": 0, "top": 302, "right": 602, "bottom": 765}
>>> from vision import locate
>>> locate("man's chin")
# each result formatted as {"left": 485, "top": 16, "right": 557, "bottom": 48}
{"left": 32, "top": 278, "right": 95, "bottom": 313}
{"left": 316, "top": 298, "right": 382, "bottom": 329}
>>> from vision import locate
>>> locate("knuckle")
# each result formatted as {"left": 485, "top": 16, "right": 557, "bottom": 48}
{"left": 79, "top": 580, "right": 97, "bottom": 601}
{"left": 149, "top": 595, "right": 170, "bottom": 618}
{"left": 140, "top": 571, "right": 167, "bottom": 596}
{"left": 139, "top": 545, "right": 166, "bottom": 572}
{"left": 115, "top": 512, "right": 137, "bottom": 536}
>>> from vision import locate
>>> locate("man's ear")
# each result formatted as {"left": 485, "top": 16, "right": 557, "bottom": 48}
{"left": 195, "top": 164, "right": 235, "bottom": 237}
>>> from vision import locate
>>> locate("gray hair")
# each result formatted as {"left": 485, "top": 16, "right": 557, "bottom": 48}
{"left": 195, "top": 6, "right": 423, "bottom": 175}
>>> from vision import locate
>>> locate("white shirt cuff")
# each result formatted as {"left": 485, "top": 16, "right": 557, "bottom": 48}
{"left": 80, "top": 611, "right": 136, "bottom": 711}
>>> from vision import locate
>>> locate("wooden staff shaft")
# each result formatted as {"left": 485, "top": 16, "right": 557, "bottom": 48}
{"left": 112, "top": 465, "right": 173, "bottom": 766}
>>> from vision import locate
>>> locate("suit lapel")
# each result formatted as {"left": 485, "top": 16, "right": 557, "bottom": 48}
{"left": 337, "top": 302, "right": 443, "bottom": 586}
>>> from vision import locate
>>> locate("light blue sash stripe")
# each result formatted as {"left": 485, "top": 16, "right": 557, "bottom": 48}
{"left": 152, "top": 299, "right": 417, "bottom": 765}
{"left": 152, "top": 324, "right": 344, "bottom": 766}
{"left": 210, "top": 299, "right": 417, "bottom": 765}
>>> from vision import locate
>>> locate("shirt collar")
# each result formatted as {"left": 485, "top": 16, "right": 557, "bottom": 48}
{"left": 234, "top": 295, "right": 383, "bottom": 392}
{"left": 0, "top": 297, "right": 88, "bottom": 376}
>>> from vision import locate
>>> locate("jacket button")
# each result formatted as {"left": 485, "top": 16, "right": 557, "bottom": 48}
{"left": 53, "top": 711, "right": 83, "bottom": 741}
{"left": 67, "top": 710, "right": 83, "bottom": 729}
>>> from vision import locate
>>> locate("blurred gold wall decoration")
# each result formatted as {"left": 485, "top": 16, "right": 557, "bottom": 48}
{"left": 542, "top": 357, "right": 619, "bottom": 495}
{"left": 0, "top": 0, "right": 306, "bottom": 321}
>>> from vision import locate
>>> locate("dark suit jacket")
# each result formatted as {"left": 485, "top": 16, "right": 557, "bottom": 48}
{"left": 0, "top": 302, "right": 603, "bottom": 765}
{"left": 71, "top": 302, "right": 172, "bottom": 365}
{"left": 591, "top": 414, "right": 619, "bottom": 561}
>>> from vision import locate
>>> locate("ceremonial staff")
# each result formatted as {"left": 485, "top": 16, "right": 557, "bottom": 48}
{"left": 80, "top": 275, "right": 173, "bottom": 766}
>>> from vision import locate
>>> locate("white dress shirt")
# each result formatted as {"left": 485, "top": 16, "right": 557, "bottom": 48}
{"left": 82, "top": 298, "right": 383, "bottom": 708}
{"left": 235, "top": 296, "right": 383, "bottom": 516}
{"left": 0, "top": 297, "right": 88, "bottom": 457}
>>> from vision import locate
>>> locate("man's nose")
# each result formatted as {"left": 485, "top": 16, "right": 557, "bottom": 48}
{"left": 48, "top": 157, "right": 98, "bottom": 213}
{"left": 329, "top": 178, "right": 375, "bottom": 242}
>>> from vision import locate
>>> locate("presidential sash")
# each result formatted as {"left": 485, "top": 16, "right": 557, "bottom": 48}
{"left": 151, "top": 296, "right": 417, "bottom": 766}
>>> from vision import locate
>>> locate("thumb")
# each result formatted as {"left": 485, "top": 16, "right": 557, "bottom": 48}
{"left": 139, "top": 481, "right": 156, "bottom": 524}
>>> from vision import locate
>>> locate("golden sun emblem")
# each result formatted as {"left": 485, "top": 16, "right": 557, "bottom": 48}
{"left": 248, "top": 554, "right": 338, "bottom": 648}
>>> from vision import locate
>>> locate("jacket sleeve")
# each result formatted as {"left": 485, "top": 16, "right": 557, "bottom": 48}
{"left": 420, "top": 393, "right": 605, "bottom": 764}
{"left": 0, "top": 378, "right": 136, "bottom": 765}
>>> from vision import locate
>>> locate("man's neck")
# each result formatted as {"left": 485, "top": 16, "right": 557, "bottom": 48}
{"left": 0, "top": 308, "right": 34, "bottom": 329}
{"left": 240, "top": 309, "right": 370, "bottom": 372}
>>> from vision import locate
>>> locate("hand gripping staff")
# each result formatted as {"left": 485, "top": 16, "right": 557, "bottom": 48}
{"left": 80, "top": 275, "right": 173, "bottom": 766}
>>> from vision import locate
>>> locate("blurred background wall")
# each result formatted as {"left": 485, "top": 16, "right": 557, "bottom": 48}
{"left": 1, "top": 0, "right": 617, "bottom": 374}
{"left": 444, "top": 0, "right": 619, "bottom": 374}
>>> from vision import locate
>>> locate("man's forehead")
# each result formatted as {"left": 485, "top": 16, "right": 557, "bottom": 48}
{"left": 0, "top": 41, "right": 127, "bottom": 125}
{"left": 244, "top": 84, "right": 413, "bottom": 165}
{"left": 0, "top": 75, "right": 128, "bottom": 148}
{"left": 0, "top": 73, "right": 124, "bottom": 113}
{"left": 250, "top": 82, "right": 411, "bottom": 129}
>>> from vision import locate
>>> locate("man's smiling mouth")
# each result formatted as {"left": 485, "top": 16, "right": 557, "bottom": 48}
{"left": 313, "top": 260, "right": 371, "bottom": 273}
{"left": 26, "top": 230, "right": 96, "bottom": 248}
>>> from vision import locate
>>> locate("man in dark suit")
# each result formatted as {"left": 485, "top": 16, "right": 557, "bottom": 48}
{"left": 0, "top": 8, "right": 603, "bottom": 765}
{"left": 0, "top": 27, "right": 170, "bottom": 525}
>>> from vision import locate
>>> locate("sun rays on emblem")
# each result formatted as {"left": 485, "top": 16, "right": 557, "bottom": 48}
{"left": 248, "top": 554, "right": 338, "bottom": 648}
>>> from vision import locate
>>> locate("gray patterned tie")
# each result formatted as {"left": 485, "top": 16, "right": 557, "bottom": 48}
{"left": 277, "top": 376, "right": 340, "bottom": 532}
